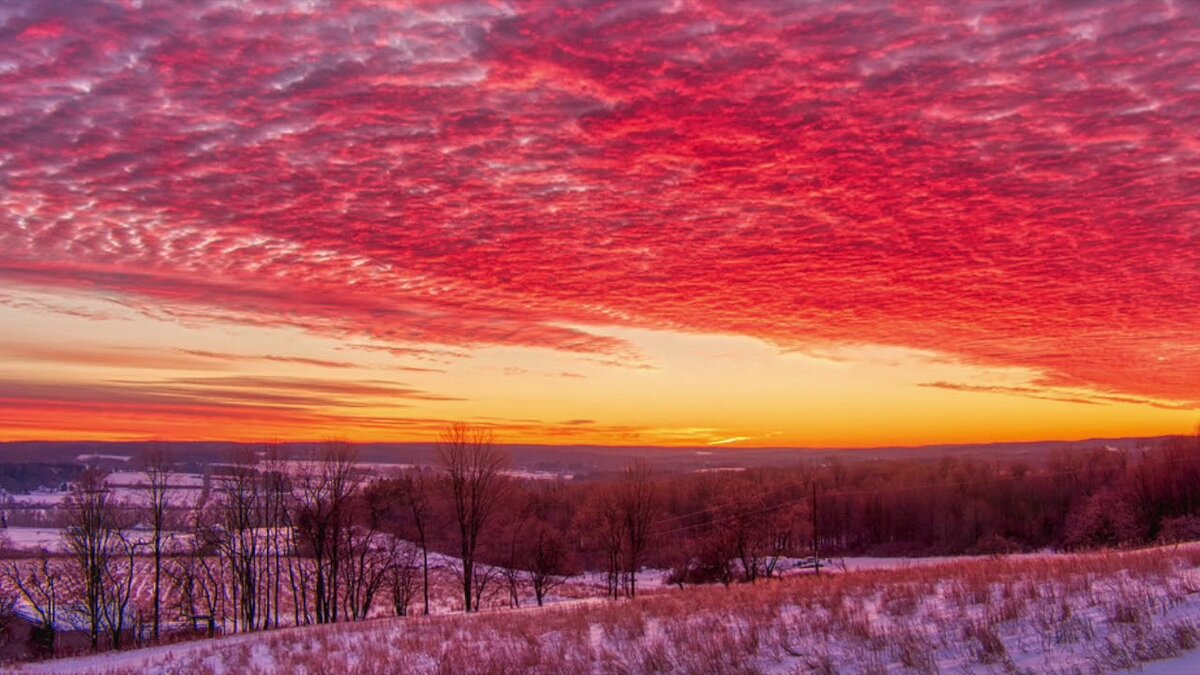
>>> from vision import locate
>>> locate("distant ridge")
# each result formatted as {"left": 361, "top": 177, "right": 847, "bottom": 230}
{"left": 0, "top": 436, "right": 1181, "bottom": 475}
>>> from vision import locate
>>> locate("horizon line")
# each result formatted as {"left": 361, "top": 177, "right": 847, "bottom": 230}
{"left": 0, "top": 433, "right": 1185, "bottom": 453}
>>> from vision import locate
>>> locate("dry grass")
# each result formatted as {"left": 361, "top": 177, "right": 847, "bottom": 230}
{"left": 15, "top": 544, "right": 1200, "bottom": 674}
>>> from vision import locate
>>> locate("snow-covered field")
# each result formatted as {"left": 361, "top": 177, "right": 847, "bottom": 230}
{"left": 501, "top": 468, "right": 575, "bottom": 481}
{"left": 1, "top": 471, "right": 207, "bottom": 518}
{"left": 76, "top": 454, "right": 132, "bottom": 464}
{"left": 4, "top": 492, "right": 67, "bottom": 507}
{"left": 12, "top": 544, "right": 1200, "bottom": 674}
{"left": 1, "top": 527, "right": 64, "bottom": 549}
{"left": 101, "top": 471, "right": 206, "bottom": 488}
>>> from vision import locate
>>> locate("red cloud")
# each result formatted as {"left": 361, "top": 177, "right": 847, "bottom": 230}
{"left": 0, "top": 0, "right": 1197, "bottom": 408}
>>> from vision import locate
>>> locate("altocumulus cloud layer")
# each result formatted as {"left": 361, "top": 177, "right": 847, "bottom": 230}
{"left": 1, "top": 0, "right": 1198, "bottom": 404}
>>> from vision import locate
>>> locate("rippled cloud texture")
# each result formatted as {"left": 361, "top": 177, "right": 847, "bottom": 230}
{"left": 1, "top": 0, "right": 1197, "bottom": 443}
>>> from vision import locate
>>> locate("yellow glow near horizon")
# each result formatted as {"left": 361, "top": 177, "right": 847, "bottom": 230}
{"left": 0, "top": 288, "right": 1194, "bottom": 447}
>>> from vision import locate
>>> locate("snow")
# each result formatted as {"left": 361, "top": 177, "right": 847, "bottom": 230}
{"left": 75, "top": 454, "right": 132, "bottom": 463}
{"left": 1140, "top": 648, "right": 1200, "bottom": 674}
{"left": 5, "top": 492, "right": 66, "bottom": 506}
{"left": 2, "top": 527, "right": 189, "bottom": 552}
{"left": 2, "top": 472, "right": 207, "bottom": 512}
{"left": 1, "top": 527, "right": 63, "bottom": 549}
{"left": 260, "top": 460, "right": 416, "bottom": 475}
{"left": 13, "top": 635, "right": 234, "bottom": 673}
{"left": 828, "top": 549, "right": 1066, "bottom": 572}
{"left": 102, "top": 471, "right": 205, "bottom": 488}
{"left": 12, "top": 545, "right": 1200, "bottom": 674}
{"left": 833, "top": 553, "right": 992, "bottom": 571}
{"left": 500, "top": 469, "right": 574, "bottom": 481}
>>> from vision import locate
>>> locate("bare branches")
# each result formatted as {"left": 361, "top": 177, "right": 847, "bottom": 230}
{"left": 618, "top": 462, "right": 657, "bottom": 598}
{"left": 99, "top": 529, "right": 143, "bottom": 650}
{"left": 293, "top": 441, "right": 362, "bottom": 624}
{"left": 387, "top": 543, "right": 422, "bottom": 617}
{"left": 2, "top": 550, "right": 63, "bottom": 656}
{"left": 61, "top": 469, "right": 124, "bottom": 650}
{"left": 216, "top": 447, "right": 265, "bottom": 632}
{"left": 397, "top": 472, "right": 433, "bottom": 615}
{"left": 526, "top": 523, "right": 572, "bottom": 607}
{"left": 339, "top": 495, "right": 398, "bottom": 621}
{"left": 436, "top": 423, "right": 510, "bottom": 613}
{"left": 580, "top": 486, "right": 625, "bottom": 600}
{"left": 141, "top": 446, "right": 173, "bottom": 641}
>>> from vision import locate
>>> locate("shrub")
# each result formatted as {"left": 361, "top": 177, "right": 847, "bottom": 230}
{"left": 968, "top": 532, "right": 1022, "bottom": 556}
{"left": 1065, "top": 489, "right": 1145, "bottom": 550}
{"left": 1158, "top": 515, "right": 1200, "bottom": 545}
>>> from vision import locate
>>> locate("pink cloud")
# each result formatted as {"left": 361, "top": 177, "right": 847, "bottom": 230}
{"left": 0, "top": 0, "right": 1196, "bottom": 408}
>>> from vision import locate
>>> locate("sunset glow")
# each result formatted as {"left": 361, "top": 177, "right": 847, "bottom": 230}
{"left": 1, "top": 0, "right": 1197, "bottom": 446}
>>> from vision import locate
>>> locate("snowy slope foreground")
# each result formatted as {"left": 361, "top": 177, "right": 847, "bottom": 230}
{"left": 14, "top": 544, "right": 1200, "bottom": 674}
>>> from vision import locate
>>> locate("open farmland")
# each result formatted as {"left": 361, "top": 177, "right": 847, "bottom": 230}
{"left": 4, "top": 435, "right": 1200, "bottom": 672}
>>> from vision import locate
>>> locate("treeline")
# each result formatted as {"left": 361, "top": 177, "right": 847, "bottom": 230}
{"left": 456, "top": 434, "right": 1200, "bottom": 570}
{"left": 375, "top": 432, "right": 1200, "bottom": 589}
{"left": 810, "top": 434, "right": 1200, "bottom": 554}
{"left": 606, "top": 433, "right": 1200, "bottom": 568}
{"left": 3, "top": 428, "right": 1199, "bottom": 661}
{"left": 0, "top": 462, "right": 80, "bottom": 495}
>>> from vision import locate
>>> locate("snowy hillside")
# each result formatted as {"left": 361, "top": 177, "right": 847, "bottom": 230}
{"left": 14, "top": 544, "right": 1200, "bottom": 674}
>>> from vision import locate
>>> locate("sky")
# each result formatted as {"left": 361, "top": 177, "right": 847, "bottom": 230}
{"left": 0, "top": 0, "right": 1197, "bottom": 447}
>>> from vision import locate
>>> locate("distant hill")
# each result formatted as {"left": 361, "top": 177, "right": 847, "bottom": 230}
{"left": 0, "top": 436, "right": 1180, "bottom": 477}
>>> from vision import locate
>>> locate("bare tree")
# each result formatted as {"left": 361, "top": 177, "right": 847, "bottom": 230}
{"left": 0, "top": 575, "right": 15, "bottom": 651}
{"left": 253, "top": 448, "right": 315, "bottom": 628}
{"left": 618, "top": 462, "right": 657, "bottom": 598}
{"left": 397, "top": 472, "right": 433, "bottom": 615}
{"left": 216, "top": 448, "right": 265, "bottom": 633}
{"left": 436, "top": 423, "right": 510, "bottom": 613}
{"left": 340, "top": 495, "right": 398, "bottom": 621}
{"left": 580, "top": 486, "right": 624, "bottom": 600}
{"left": 166, "top": 492, "right": 226, "bottom": 637}
{"left": 387, "top": 544, "right": 422, "bottom": 617}
{"left": 286, "top": 527, "right": 313, "bottom": 627}
{"left": 61, "top": 469, "right": 118, "bottom": 650}
{"left": 499, "top": 513, "right": 527, "bottom": 608}
{"left": 141, "top": 446, "right": 173, "bottom": 641}
{"left": 164, "top": 539, "right": 201, "bottom": 634}
{"left": 259, "top": 443, "right": 291, "bottom": 629}
{"left": 100, "top": 530, "right": 142, "bottom": 650}
{"left": 294, "top": 441, "right": 360, "bottom": 624}
{"left": 667, "top": 526, "right": 735, "bottom": 588}
{"left": 3, "top": 550, "right": 63, "bottom": 656}
{"left": 763, "top": 502, "right": 807, "bottom": 579}
{"left": 526, "top": 522, "right": 572, "bottom": 606}
{"left": 469, "top": 562, "right": 500, "bottom": 612}
{"left": 718, "top": 484, "right": 772, "bottom": 583}
{"left": 193, "top": 538, "right": 226, "bottom": 637}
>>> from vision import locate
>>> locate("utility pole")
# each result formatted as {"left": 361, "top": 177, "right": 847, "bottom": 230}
{"left": 811, "top": 482, "right": 820, "bottom": 576}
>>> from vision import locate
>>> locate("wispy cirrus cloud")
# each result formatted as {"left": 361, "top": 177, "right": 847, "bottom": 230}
{"left": 175, "top": 349, "right": 376, "bottom": 370}
{"left": 0, "top": 341, "right": 227, "bottom": 371}
{"left": 921, "top": 381, "right": 1196, "bottom": 412}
